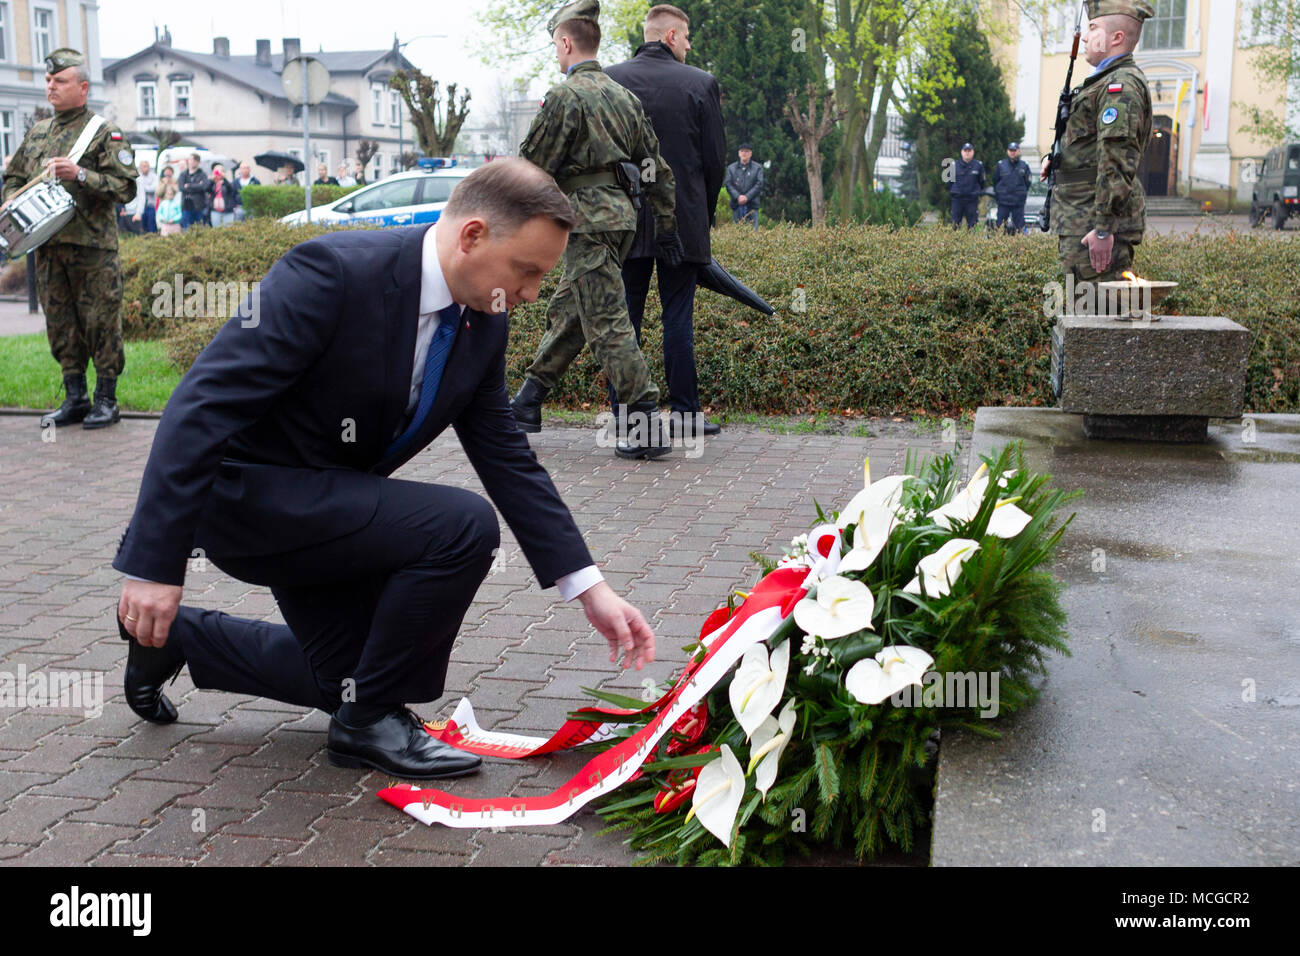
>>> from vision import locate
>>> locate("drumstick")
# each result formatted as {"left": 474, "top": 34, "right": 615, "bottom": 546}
{"left": 1, "top": 166, "right": 58, "bottom": 209}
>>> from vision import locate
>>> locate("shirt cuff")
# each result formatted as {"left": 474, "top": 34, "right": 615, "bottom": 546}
{"left": 123, "top": 573, "right": 162, "bottom": 584}
{"left": 556, "top": 565, "right": 603, "bottom": 602}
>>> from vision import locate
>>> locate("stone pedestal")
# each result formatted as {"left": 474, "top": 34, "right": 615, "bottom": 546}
{"left": 1051, "top": 315, "right": 1251, "bottom": 442}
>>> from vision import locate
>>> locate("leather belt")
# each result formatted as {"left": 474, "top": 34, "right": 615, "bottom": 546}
{"left": 1056, "top": 167, "right": 1098, "bottom": 185}
{"left": 558, "top": 170, "right": 618, "bottom": 192}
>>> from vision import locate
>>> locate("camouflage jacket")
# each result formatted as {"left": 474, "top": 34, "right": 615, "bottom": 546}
{"left": 2, "top": 104, "right": 138, "bottom": 250}
{"left": 1050, "top": 53, "right": 1152, "bottom": 238}
{"left": 520, "top": 60, "right": 676, "bottom": 237}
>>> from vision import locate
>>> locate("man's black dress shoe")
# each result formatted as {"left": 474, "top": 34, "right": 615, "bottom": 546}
{"left": 119, "top": 614, "right": 186, "bottom": 724}
{"left": 669, "top": 414, "right": 721, "bottom": 437}
{"left": 327, "top": 707, "right": 482, "bottom": 780}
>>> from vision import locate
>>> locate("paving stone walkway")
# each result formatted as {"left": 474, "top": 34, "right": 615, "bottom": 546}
{"left": 0, "top": 413, "right": 963, "bottom": 865}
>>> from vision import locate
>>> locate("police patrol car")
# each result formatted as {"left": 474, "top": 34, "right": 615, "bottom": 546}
{"left": 280, "top": 157, "right": 469, "bottom": 227}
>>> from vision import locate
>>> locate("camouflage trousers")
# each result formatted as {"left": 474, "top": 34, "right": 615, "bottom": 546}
{"left": 35, "top": 242, "right": 125, "bottom": 378}
{"left": 525, "top": 230, "right": 659, "bottom": 407}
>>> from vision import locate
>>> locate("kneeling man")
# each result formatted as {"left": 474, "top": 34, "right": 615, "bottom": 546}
{"left": 113, "top": 158, "right": 655, "bottom": 779}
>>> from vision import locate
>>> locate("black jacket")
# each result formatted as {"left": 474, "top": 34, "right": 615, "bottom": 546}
{"left": 949, "top": 157, "right": 986, "bottom": 197}
{"left": 113, "top": 226, "right": 592, "bottom": 588}
{"left": 725, "top": 161, "right": 763, "bottom": 209}
{"left": 993, "top": 157, "right": 1031, "bottom": 204}
{"left": 178, "top": 166, "right": 209, "bottom": 212}
{"left": 605, "top": 42, "right": 726, "bottom": 263}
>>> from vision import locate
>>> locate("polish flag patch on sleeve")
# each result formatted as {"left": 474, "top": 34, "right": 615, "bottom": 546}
{"left": 110, "top": 131, "right": 122, "bottom": 140}
{"left": 1107, "top": 83, "right": 1124, "bottom": 93}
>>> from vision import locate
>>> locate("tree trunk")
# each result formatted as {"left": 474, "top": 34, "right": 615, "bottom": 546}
{"left": 786, "top": 85, "right": 843, "bottom": 226}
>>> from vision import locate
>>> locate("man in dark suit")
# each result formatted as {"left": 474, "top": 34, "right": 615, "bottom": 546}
{"left": 604, "top": 3, "right": 727, "bottom": 438}
{"left": 113, "top": 159, "right": 656, "bottom": 780}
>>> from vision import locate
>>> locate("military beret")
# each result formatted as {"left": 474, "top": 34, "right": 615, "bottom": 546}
{"left": 547, "top": 0, "right": 599, "bottom": 35}
{"left": 1085, "top": 0, "right": 1155, "bottom": 20}
{"left": 44, "top": 48, "right": 86, "bottom": 74}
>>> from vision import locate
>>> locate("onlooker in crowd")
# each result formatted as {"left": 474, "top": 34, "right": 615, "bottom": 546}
{"left": 156, "top": 182, "right": 182, "bottom": 235}
{"left": 208, "top": 163, "right": 237, "bottom": 227}
{"left": 949, "top": 142, "right": 986, "bottom": 229}
{"left": 352, "top": 161, "right": 365, "bottom": 185}
{"left": 178, "top": 153, "right": 209, "bottom": 229}
{"left": 232, "top": 161, "right": 259, "bottom": 222}
{"left": 118, "top": 186, "right": 146, "bottom": 235}
{"left": 725, "top": 143, "right": 763, "bottom": 227}
{"left": 605, "top": 2, "right": 726, "bottom": 438}
{"left": 137, "top": 159, "right": 158, "bottom": 232}
{"left": 313, "top": 163, "right": 338, "bottom": 186}
{"left": 993, "top": 141, "right": 1031, "bottom": 234}
{"left": 274, "top": 165, "right": 296, "bottom": 185}
{"left": 337, "top": 162, "right": 356, "bottom": 187}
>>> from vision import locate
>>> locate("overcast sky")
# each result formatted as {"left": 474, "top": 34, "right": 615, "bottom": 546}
{"left": 97, "top": 0, "right": 553, "bottom": 122}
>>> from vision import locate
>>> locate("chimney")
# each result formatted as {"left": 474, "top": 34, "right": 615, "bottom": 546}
{"left": 255, "top": 39, "right": 271, "bottom": 66}
{"left": 213, "top": 36, "right": 230, "bottom": 57}
{"left": 283, "top": 37, "right": 301, "bottom": 62}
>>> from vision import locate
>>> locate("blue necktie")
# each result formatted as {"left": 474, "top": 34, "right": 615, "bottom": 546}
{"left": 384, "top": 303, "right": 461, "bottom": 458}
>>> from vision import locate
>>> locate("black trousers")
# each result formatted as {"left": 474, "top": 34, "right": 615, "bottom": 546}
{"left": 950, "top": 195, "right": 979, "bottom": 229}
{"left": 170, "top": 477, "right": 499, "bottom": 713}
{"left": 608, "top": 256, "right": 701, "bottom": 414}
{"left": 997, "top": 202, "right": 1026, "bottom": 232}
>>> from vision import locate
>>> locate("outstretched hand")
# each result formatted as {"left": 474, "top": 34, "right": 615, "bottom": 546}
{"left": 578, "top": 581, "right": 656, "bottom": 671}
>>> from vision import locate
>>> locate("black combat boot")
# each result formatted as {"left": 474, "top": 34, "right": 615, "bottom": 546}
{"left": 82, "top": 375, "right": 121, "bottom": 429}
{"left": 39, "top": 373, "right": 91, "bottom": 427}
{"left": 615, "top": 400, "right": 671, "bottom": 460}
{"left": 510, "top": 378, "right": 549, "bottom": 433}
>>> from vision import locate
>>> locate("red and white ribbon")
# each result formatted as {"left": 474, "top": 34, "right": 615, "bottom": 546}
{"left": 379, "top": 567, "right": 809, "bottom": 828}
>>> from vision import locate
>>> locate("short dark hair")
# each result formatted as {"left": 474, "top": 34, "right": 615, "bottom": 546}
{"left": 442, "top": 157, "right": 577, "bottom": 234}
{"left": 557, "top": 18, "right": 601, "bottom": 53}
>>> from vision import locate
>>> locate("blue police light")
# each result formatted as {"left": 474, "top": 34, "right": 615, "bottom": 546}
{"left": 416, "top": 156, "right": 457, "bottom": 170}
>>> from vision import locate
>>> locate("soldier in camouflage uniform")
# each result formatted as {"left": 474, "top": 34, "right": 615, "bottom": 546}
{"left": 2, "top": 48, "right": 138, "bottom": 429}
{"left": 510, "top": 0, "right": 681, "bottom": 459}
{"left": 1046, "top": 1, "right": 1154, "bottom": 310}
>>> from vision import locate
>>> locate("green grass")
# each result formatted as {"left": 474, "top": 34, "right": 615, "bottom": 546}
{"left": 0, "top": 333, "right": 179, "bottom": 412}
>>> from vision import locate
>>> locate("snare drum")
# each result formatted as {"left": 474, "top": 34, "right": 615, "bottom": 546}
{"left": 0, "top": 180, "right": 77, "bottom": 258}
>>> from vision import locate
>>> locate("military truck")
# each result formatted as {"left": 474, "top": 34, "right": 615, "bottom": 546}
{"left": 1249, "top": 141, "right": 1299, "bottom": 229}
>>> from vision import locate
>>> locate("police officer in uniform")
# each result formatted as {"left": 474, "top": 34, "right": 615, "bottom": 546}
{"left": 1044, "top": 1, "right": 1154, "bottom": 294}
{"left": 993, "top": 142, "right": 1031, "bottom": 234}
{"left": 510, "top": 0, "right": 681, "bottom": 459}
{"left": 2, "top": 48, "right": 137, "bottom": 429}
{"left": 949, "top": 142, "right": 985, "bottom": 229}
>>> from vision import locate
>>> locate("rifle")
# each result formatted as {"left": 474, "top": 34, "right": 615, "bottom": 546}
{"left": 1040, "top": 3, "right": 1085, "bottom": 232}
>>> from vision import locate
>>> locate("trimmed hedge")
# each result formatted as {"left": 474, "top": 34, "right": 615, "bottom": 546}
{"left": 238, "top": 184, "right": 362, "bottom": 219}
{"left": 125, "top": 220, "right": 1300, "bottom": 415}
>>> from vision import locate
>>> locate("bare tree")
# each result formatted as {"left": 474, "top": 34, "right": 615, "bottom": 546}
{"left": 356, "top": 139, "right": 379, "bottom": 183}
{"left": 390, "top": 70, "right": 472, "bottom": 156}
{"left": 785, "top": 84, "right": 843, "bottom": 227}
{"left": 148, "top": 125, "right": 182, "bottom": 151}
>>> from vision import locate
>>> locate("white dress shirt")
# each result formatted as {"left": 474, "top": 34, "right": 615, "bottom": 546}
{"left": 127, "top": 226, "right": 604, "bottom": 603}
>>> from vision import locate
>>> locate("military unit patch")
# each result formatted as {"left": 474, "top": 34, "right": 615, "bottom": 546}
{"left": 110, "top": 131, "right": 122, "bottom": 141}
{"left": 1101, "top": 107, "right": 1119, "bottom": 126}
{"left": 117, "top": 148, "right": 133, "bottom": 165}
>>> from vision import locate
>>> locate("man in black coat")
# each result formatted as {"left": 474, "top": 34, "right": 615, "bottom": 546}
{"left": 949, "top": 142, "right": 985, "bottom": 229}
{"left": 993, "top": 141, "right": 1031, "bottom": 234}
{"left": 604, "top": 3, "right": 727, "bottom": 438}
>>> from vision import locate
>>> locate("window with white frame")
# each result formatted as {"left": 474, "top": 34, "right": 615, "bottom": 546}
{"left": 138, "top": 82, "right": 157, "bottom": 119}
{"left": 389, "top": 89, "right": 401, "bottom": 127}
{"left": 0, "top": 110, "right": 13, "bottom": 159}
{"left": 314, "top": 149, "right": 330, "bottom": 173}
{"left": 0, "top": 4, "right": 10, "bottom": 63}
{"left": 371, "top": 151, "right": 383, "bottom": 180}
{"left": 32, "top": 4, "right": 55, "bottom": 65}
{"left": 172, "top": 81, "right": 192, "bottom": 117}
{"left": 371, "top": 84, "right": 385, "bottom": 124}
{"left": 389, "top": 152, "right": 401, "bottom": 174}
{"left": 1139, "top": 0, "right": 1187, "bottom": 51}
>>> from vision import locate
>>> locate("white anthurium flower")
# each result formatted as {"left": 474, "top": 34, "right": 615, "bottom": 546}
{"left": 845, "top": 645, "right": 936, "bottom": 705}
{"left": 985, "top": 496, "right": 1033, "bottom": 538}
{"left": 838, "top": 502, "right": 901, "bottom": 574}
{"left": 729, "top": 639, "right": 791, "bottom": 738}
{"left": 685, "top": 744, "right": 746, "bottom": 846}
{"left": 903, "top": 538, "right": 980, "bottom": 597}
{"left": 793, "top": 574, "right": 876, "bottom": 639}
{"left": 836, "top": 474, "right": 913, "bottom": 532}
{"left": 927, "top": 464, "right": 1032, "bottom": 539}
{"left": 747, "top": 699, "right": 797, "bottom": 797}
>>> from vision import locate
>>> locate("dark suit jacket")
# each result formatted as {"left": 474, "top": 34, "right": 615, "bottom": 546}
{"left": 605, "top": 42, "right": 726, "bottom": 264}
{"left": 112, "top": 224, "right": 592, "bottom": 589}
